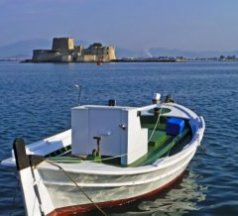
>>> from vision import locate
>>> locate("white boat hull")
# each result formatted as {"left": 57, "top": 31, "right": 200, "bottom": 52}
{"left": 35, "top": 134, "right": 200, "bottom": 215}
{"left": 45, "top": 165, "right": 186, "bottom": 210}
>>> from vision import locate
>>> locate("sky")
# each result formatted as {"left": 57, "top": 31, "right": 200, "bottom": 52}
{"left": 1, "top": 0, "right": 238, "bottom": 51}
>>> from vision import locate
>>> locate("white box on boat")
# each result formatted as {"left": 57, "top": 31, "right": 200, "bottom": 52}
{"left": 71, "top": 105, "right": 148, "bottom": 165}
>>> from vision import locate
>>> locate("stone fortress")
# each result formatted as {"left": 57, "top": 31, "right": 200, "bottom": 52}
{"left": 32, "top": 37, "right": 116, "bottom": 63}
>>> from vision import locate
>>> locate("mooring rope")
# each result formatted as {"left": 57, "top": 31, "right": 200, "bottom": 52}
{"left": 46, "top": 160, "right": 107, "bottom": 216}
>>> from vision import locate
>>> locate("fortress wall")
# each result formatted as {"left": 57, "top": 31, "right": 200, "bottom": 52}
{"left": 32, "top": 50, "right": 72, "bottom": 62}
{"left": 77, "top": 54, "right": 97, "bottom": 62}
{"left": 81, "top": 46, "right": 116, "bottom": 62}
{"left": 32, "top": 50, "right": 59, "bottom": 62}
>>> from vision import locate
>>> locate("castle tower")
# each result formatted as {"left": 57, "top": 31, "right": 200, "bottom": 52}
{"left": 52, "top": 37, "right": 75, "bottom": 52}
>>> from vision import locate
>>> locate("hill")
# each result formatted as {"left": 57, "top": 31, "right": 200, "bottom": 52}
{"left": 1, "top": 39, "right": 238, "bottom": 59}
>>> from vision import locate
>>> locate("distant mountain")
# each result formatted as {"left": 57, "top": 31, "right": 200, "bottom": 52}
{"left": 149, "top": 47, "right": 238, "bottom": 58}
{"left": 116, "top": 47, "right": 238, "bottom": 58}
{"left": 0, "top": 39, "right": 51, "bottom": 58}
{"left": 149, "top": 48, "right": 198, "bottom": 58}
{"left": 1, "top": 39, "right": 238, "bottom": 59}
{"left": 116, "top": 48, "right": 152, "bottom": 58}
{"left": 0, "top": 39, "right": 100, "bottom": 58}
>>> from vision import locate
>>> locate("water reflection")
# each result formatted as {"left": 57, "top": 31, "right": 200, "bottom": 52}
{"left": 110, "top": 171, "right": 207, "bottom": 216}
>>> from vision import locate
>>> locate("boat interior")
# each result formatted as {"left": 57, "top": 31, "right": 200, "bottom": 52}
{"left": 47, "top": 109, "right": 193, "bottom": 168}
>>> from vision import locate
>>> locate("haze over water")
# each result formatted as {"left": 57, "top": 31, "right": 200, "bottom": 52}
{"left": 0, "top": 62, "right": 238, "bottom": 215}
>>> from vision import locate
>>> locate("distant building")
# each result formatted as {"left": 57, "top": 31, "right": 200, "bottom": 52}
{"left": 52, "top": 37, "right": 75, "bottom": 51}
{"left": 32, "top": 37, "right": 116, "bottom": 63}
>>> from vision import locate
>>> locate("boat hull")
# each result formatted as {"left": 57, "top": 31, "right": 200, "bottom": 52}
{"left": 38, "top": 138, "right": 199, "bottom": 215}
{"left": 46, "top": 170, "right": 186, "bottom": 215}
{"left": 47, "top": 170, "right": 186, "bottom": 216}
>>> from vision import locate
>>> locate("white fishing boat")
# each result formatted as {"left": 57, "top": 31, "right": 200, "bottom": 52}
{"left": 1, "top": 94, "right": 205, "bottom": 216}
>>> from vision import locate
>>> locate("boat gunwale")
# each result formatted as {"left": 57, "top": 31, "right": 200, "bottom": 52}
{"left": 39, "top": 132, "right": 200, "bottom": 176}
{"left": 41, "top": 153, "right": 194, "bottom": 187}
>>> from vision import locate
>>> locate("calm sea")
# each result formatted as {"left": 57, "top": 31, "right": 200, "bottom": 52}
{"left": 0, "top": 62, "right": 238, "bottom": 216}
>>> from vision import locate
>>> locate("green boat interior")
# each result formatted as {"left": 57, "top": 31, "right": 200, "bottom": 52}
{"left": 48, "top": 113, "right": 193, "bottom": 167}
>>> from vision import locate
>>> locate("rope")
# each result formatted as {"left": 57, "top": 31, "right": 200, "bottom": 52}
{"left": 100, "top": 153, "right": 127, "bottom": 162}
{"left": 148, "top": 106, "right": 163, "bottom": 142}
{"left": 46, "top": 160, "right": 107, "bottom": 216}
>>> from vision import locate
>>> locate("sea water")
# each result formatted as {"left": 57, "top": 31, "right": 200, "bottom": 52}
{"left": 0, "top": 61, "right": 238, "bottom": 215}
